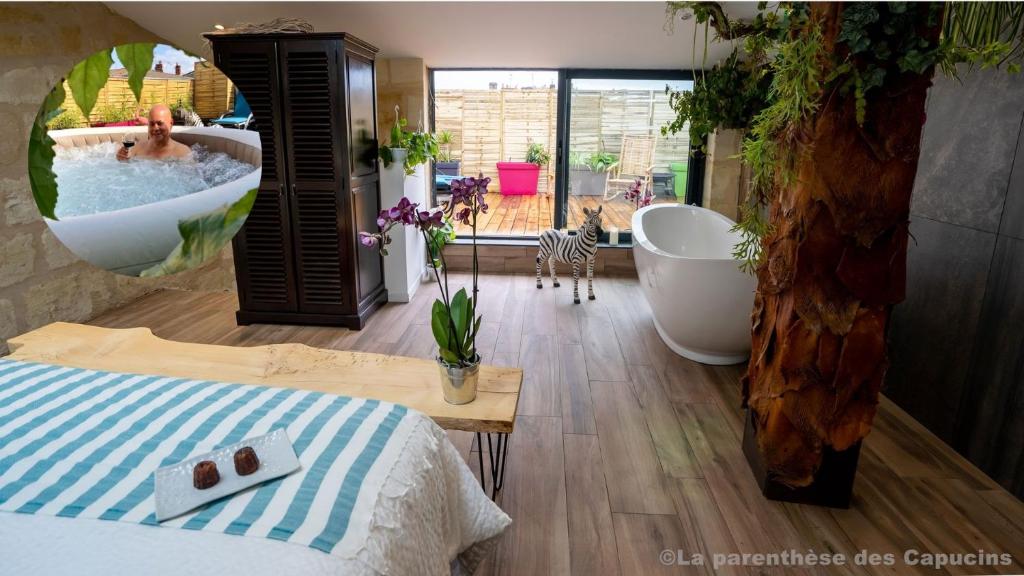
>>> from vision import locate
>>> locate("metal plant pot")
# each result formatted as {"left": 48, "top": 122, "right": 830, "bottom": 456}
{"left": 438, "top": 355, "right": 480, "bottom": 404}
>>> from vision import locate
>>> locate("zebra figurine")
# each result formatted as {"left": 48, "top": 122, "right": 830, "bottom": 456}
{"left": 536, "top": 206, "right": 603, "bottom": 304}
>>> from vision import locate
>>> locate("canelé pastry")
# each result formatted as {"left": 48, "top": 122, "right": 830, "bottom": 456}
{"left": 193, "top": 460, "right": 220, "bottom": 490}
{"left": 233, "top": 446, "right": 260, "bottom": 476}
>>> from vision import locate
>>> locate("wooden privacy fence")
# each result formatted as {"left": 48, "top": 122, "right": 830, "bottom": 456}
{"left": 436, "top": 89, "right": 558, "bottom": 194}
{"left": 435, "top": 88, "right": 691, "bottom": 194}
{"left": 192, "top": 62, "right": 235, "bottom": 120}
{"left": 58, "top": 75, "right": 193, "bottom": 124}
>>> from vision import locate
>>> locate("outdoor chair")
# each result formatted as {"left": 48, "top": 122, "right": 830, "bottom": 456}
{"left": 604, "top": 134, "right": 657, "bottom": 201}
{"left": 210, "top": 89, "right": 254, "bottom": 130}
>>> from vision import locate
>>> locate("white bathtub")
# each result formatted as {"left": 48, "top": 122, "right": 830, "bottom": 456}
{"left": 631, "top": 204, "right": 757, "bottom": 365}
{"left": 45, "top": 126, "right": 261, "bottom": 276}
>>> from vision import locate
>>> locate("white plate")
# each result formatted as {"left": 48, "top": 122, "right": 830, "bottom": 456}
{"left": 154, "top": 429, "right": 300, "bottom": 522}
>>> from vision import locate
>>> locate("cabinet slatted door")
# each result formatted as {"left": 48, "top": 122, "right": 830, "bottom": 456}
{"left": 215, "top": 41, "right": 297, "bottom": 312}
{"left": 280, "top": 41, "right": 348, "bottom": 314}
{"left": 208, "top": 32, "right": 386, "bottom": 328}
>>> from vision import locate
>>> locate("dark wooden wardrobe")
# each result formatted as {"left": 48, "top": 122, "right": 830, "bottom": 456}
{"left": 206, "top": 32, "right": 386, "bottom": 329}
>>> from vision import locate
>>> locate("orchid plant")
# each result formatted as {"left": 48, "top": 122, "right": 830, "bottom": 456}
{"left": 624, "top": 178, "right": 654, "bottom": 210}
{"left": 361, "top": 173, "right": 490, "bottom": 367}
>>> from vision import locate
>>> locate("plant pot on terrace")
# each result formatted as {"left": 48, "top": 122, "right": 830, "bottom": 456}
{"left": 496, "top": 162, "right": 541, "bottom": 195}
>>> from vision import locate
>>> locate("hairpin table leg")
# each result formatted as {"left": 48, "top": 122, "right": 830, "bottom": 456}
{"left": 475, "top": 431, "right": 510, "bottom": 500}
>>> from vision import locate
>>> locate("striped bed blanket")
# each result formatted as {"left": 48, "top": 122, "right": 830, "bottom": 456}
{"left": 0, "top": 359, "right": 510, "bottom": 575}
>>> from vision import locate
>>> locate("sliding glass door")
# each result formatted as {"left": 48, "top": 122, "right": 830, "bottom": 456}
{"left": 557, "top": 69, "right": 695, "bottom": 243}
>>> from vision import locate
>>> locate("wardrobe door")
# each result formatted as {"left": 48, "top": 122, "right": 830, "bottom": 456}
{"left": 279, "top": 39, "right": 349, "bottom": 315}
{"left": 214, "top": 40, "right": 298, "bottom": 312}
{"left": 345, "top": 51, "right": 384, "bottom": 306}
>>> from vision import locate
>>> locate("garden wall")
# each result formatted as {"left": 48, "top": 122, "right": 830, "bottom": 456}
{"left": 0, "top": 2, "right": 236, "bottom": 355}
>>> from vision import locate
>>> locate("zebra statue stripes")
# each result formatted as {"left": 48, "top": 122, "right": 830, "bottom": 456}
{"left": 536, "top": 205, "right": 603, "bottom": 304}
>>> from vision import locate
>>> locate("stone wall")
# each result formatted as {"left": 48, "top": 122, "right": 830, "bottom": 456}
{"left": 0, "top": 3, "right": 235, "bottom": 354}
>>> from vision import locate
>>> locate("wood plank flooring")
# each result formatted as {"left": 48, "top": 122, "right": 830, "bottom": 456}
{"left": 82, "top": 274, "right": 1024, "bottom": 575}
{"left": 449, "top": 191, "right": 682, "bottom": 236}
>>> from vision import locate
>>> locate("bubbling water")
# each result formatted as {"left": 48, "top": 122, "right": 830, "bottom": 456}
{"left": 53, "top": 142, "right": 256, "bottom": 218}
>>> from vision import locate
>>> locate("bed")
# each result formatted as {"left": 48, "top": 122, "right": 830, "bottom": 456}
{"left": 0, "top": 357, "right": 511, "bottom": 575}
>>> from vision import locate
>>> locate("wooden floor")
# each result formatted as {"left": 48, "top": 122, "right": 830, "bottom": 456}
{"left": 87, "top": 274, "right": 1024, "bottom": 575}
{"left": 450, "top": 191, "right": 682, "bottom": 236}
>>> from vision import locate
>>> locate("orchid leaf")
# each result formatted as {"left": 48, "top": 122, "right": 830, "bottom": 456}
{"left": 28, "top": 83, "right": 66, "bottom": 221}
{"left": 450, "top": 288, "right": 469, "bottom": 344}
{"left": 431, "top": 299, "right": 451, "bottom": 351}
{"left": 115, "top": 43, "right": 156, "bottom": 102}
{"left": 140, "top": 188, "right": 257, "bottom": 277}
{"left": 67, "top": 48, "right": 113, "bottom": 119}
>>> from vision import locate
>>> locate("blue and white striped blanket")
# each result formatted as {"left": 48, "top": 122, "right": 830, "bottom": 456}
{"left": 0, "top": 358, "right": 423, "bottom": 558}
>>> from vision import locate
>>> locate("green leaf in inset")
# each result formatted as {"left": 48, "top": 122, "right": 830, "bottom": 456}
{"left": 67, "top": 48, "right": 113, "bottom": 119}
{"left": 115, "top": 43, "right": 156, "bottom": 102}
{"left": 450, "top": 288, "right": 469, "bottom": 342}
{"left": 27, "top": 83, "right": 66, "bottom": 221}
{"left": 140, "top": 188, "right": 257, "bottom": 277}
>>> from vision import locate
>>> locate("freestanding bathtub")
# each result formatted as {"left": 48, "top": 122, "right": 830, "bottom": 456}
{"left": 45, "top": 126, "right": 261, "bottom": 276}
{"left": 631, "top": 204, "right": 757, "bottom": 365}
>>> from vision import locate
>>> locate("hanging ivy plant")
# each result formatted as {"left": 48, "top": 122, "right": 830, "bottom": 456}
{"left": 662, "top": 49, "right": 771, "bottom": 152}
{"left": 379, "top": 107, "right": 439, "bottom": 175}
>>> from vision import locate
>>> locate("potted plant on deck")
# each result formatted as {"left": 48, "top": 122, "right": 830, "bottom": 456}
{"left": 496, "top": 142, "right": 549, "bottom": 195}
{"left": 360, "top": 174, "right": 490, "bottom": 404}
{"left": 435, "top": 130, "right": 461, "bottom": 177}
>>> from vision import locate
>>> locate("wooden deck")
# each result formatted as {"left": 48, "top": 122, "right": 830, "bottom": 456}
{"left": 77, "top": 274, "right": 1024, "bottom": 575}
{"left": 450, "top": 192, "right": 683, "bottom": 236}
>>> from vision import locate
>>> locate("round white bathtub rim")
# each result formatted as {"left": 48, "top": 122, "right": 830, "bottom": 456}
{"left": 631, "top": 203, "right": 743, "bottom": 262}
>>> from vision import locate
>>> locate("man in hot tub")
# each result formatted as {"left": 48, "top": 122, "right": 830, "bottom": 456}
{"left": 116, "top": 104, "right": 191, "bottom": 161}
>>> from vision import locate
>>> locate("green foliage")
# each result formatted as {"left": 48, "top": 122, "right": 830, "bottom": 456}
{"left": 379, "top": 112, "right": 439, "bottom": 175}
{"left": 834, "top": 3, "right": 943, "bottom": 125}
{"left": 28, "top": 84, "right": 66, "bottom": 221}
{"left": 46, "top": 107, "right": 87, "bottom": 130}
{"left": 437, "top": 130, "right": 455, "bottom": 162}
{"left": 940, "top": 2, "right": 1024, "bottom": 75}
{"left": 568, "top": 151, "right": 586, "bottom": 169}
{"left": 525, "top": 142, "right": 550, "bottom": 166}
{"left": 66, "top": 48, "right": 113, "bottom": 119}
{"left": 662, "top": 50, "right": 771, "bottom": 152}
{"left": 94, "top": 104, "right": 136, "bottom": 124}
{"left": 666, "top": 1, "right": 1024, "bottom": 275}
{"left": 585, "top": 151, "right": 618, "bottom": 173}
{"left": 115, "top": 43, "right": 156, "bottom": 102}
{"left": 431, "top": 289, "right": 480, "bottom": 365}
{"left": 425, "top": 214, "right": 456, "bottom": 268}
{"left": 140, "top": 189, "right": 257, "bottom": 277}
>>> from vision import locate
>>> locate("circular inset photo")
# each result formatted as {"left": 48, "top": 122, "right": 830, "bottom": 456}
{"left": 27, "top": 43, "right": 261, "bottom": 277}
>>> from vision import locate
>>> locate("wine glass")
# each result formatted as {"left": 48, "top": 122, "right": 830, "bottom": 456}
{"left": 122, "top": 134, "right": 136, "bottom": 151}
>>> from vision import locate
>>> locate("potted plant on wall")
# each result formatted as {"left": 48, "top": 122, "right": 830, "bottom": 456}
{"left": 496, "top": 141, "right": 549, "bottom": 196}
{"left": 435, "top": 130, "right": 460, "bottom": 176}
{"left": 360, "top": 174, "right": 490, "bottom": 404}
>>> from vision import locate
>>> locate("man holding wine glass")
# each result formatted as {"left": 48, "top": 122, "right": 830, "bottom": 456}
{"left": 116, "top": 104, "right": 191, "bottom": 162}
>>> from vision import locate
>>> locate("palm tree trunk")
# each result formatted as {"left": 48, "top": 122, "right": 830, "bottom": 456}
{"left": 743, "top": 3, "right": 942, "bottom": 487}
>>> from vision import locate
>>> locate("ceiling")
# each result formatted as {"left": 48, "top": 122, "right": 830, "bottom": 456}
{"left": 107, "top": 2, "right": 753, "bottom": 70}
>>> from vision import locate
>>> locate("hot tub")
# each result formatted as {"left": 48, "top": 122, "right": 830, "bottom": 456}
{"left": 631, "top": 204, "right": 757, "bottom": 365}
{"left": 45, "top": 126, "right": 261, "bottom": 275}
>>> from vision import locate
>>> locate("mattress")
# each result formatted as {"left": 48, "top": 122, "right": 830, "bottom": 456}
{"left": 0, "top": 359, "right": 510, "bottom": 575}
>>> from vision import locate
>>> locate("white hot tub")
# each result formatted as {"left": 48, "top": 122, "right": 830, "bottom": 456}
{"left": 46, "top": 126, "right": 261, "bottom": 275}
{"left": 631, "top": 204, "right": 757, "bottom": 365}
